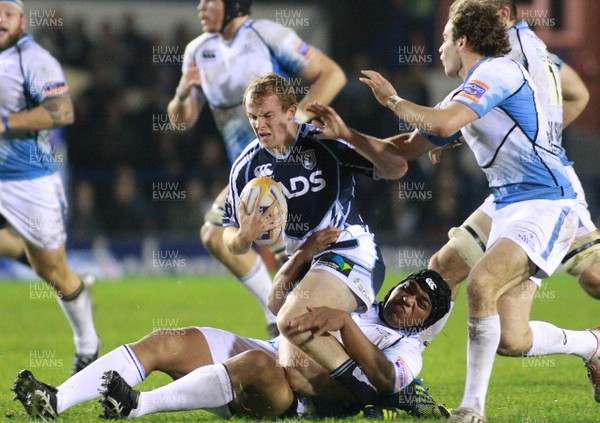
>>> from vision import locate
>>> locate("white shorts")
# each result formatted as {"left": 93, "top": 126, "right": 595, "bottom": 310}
{"left": 310, "top": 225, "right": 380, "bottom": 312}
{"left": 480, "top": 167, "right": 597, "bottom": 238}
{"left": 196, "top": 327, "right": 278, "bottom": 364}
{"left": 0, "top": 173, "right": 67, "bottom": 251}
{"left": 565, "top": 166, "right": 597, "bottom": 237}
{"left": 478, "top": 194, "right": 495, "bottom": 218}
{"left": 488, "top": 198, "right": 578, "bottom": 281}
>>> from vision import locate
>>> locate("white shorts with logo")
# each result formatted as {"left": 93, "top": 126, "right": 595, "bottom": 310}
{"left": 479, "top": 166, "right": 596, "bottom": 238}
{"left": 310, "top": 224, "right": 379, "bottom": 312}
{"left": 0, "top": 173, "right": 67, "bottom": 251}
{"left": 488, "top": 198, "right": 578, "bottom": 282}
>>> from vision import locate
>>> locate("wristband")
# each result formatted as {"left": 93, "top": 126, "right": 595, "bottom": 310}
{"left": 176, "top": 91, "right": 189, "bottom": 102}
{"left": 386, "top": 95, "right": 402, "bottom": 111}
{"left": 1, "top": 114, "right": 9, "bottom": 131}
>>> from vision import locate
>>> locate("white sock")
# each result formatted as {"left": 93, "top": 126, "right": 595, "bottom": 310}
{"left": 527, "top": 321, "right": 598, "bottom": 360}
{"left": 129, "top": 363, "right": 234, "bottom": 418}
{"left": 419, "top": 301, "right": 454, "bottom": 352}
{"left": 57, "top": 282, "right": 99, "bottom": 354}
{"left": 238, "top": 257, "right": 276, "bottom": 324}
{"left": 57, "top": 345, "right": 145, "bottom": 414}
{"left": 460, "top": 315, "right": 501, "bottom": 415}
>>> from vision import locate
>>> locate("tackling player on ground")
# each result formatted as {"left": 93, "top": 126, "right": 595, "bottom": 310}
{"left": 12, "top": 228, "right": 451, "bottom": 420}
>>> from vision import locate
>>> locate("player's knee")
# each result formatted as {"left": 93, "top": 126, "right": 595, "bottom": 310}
{"left": 466, "top": 270, "right": 497, "bottom": 307}
{"left": 276, "top": 304, "right": 305, "bottom": 343}
{"left": 497, "top": 333, "right": 531, "bottom": 357}
{"left": 238, "top": 350, "right": 275, "bottom": 376}
{"left": 579, "top": 264, "right": 600, "bottom": 299}
{"left": 139, "top": 327, "right": 192, "bottom": 360}
{"left": 200, "top": 222, "right": 222, "bottom": 254}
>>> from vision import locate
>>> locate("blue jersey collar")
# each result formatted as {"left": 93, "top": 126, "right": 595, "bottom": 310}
{"left": 462, "top": 56, "right": 491, "bottom": 87}
{"left": 511, "top": 20, "right": 530, "bottom": 31}
{"left": 0, "top": 33, "right": 32, "bottom": 54}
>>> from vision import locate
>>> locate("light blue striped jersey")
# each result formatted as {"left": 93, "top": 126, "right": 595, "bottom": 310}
{"left": 508, "top": 20, "right": 569, "bottom": 165}
{"left": 0, "top": 34, "right": 68, "bottom": 180}
{"left": 427, "top": 57, "right": 574, "bottom": 208}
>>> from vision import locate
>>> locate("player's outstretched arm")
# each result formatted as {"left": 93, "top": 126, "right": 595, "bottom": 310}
{"left": 295, "top": 51, "right": 347, "bottom": 122}
{"left": 360, "top": 70, "right": 478, "bottom": 138}
{"left": 0, "top": 95, "right": 74, "bottom": 134}
{"left": 288, "top": 306, "right": 395, "bottom": 394}
{"left": 167, "top": 61, "right": 204, "bottom": 128}
{"left": 269, "top": 227, "right": 341, "bottom": 315}
{"left": 561, "top": 62, "right": 590, "bottom": 128}
{"left": 307, "top": 101, "right": 408, "bottom": 180}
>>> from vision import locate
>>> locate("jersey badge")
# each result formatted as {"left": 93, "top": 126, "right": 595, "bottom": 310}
{"left": 458, "top": 80, "right": 489, "bottom": 103}
{"left": 301, "top": 149, "right": 316, "bottom": 170}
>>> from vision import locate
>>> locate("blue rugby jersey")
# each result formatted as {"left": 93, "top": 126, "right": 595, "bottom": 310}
{"left": 423, "top": 57, "right": 574, "bottom": 208}
{"left": 0, "top": 34, "right": 68, "bottom": 180}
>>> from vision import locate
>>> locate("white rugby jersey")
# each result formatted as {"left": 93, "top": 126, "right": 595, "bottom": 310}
{"left": 508, "top": 20, "right": 568, "bottom": 165}
{"left": 351, "top": 305, "right": 421, "bottom": 394}
{"left": 183, "top": 18, "right": 316, "bottom": 163}
{"left": 0, "top": 34, "right": 68, "bottom": 180}
{"left": 425, "top": 57, "right": 574, "bottom": 208}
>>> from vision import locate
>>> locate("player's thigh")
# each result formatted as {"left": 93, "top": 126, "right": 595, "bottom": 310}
{"left": 468, "top": 238, "right": 532, "bottom": 306}
{"left": 0, "top": 228, "right": 25, "bottom": 257}
{"left": 432, "top": 199, "right": 493, "bottom": 285}
{"left": 497, "top": 280, "right": 537, "bottom": 355}
{"left": 278, "top": 269, "right": 360, "bottom": 318}
{"left": 130, "top": 327, "right": 214, "bottom": 378}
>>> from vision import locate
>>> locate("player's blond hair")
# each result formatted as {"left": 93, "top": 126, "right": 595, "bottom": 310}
{"left": 243, "top": 73, "right": 297, "bottom": 111}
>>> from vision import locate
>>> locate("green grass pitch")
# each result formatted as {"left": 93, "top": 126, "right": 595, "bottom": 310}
{"left": 0, "top": 272, "right": 598, "bottom": 422}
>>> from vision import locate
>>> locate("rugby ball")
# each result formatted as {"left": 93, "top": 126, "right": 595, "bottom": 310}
{"left": 239, "top": 177, "right": 287, "bottom": 246}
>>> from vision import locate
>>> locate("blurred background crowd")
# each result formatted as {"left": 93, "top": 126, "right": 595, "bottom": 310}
{"left": 28, "top": 0, "right": 599, "bottom": 250}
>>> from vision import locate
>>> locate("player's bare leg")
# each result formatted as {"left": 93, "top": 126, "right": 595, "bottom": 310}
{"left": 277, "top": 270, "right": 359, "bottom": 370}
{"left": 566, "top": 230, "right": 600, "bottom": 299}
{"left": 0, "top": 228, "right": 29, "bottom": 263}
{"left": 106, "top": 330, "right": 294, "bottom": 419}
{"left": 423, "top": 209, "right": 491, "bottom": 349}
{"left": 454, "top": 238, "right": 532, "bottom": 420}
{"left": 200, "top": 187, "right": 277, "bottom": 335}
{"left": 26, "top": 242, "right": 100, "bottom": 373}
{"left": 580, "top": 263, "right": 600, "bottom": 299}
{"left": 275, "top": 270, "right": 385, "bottom": 406}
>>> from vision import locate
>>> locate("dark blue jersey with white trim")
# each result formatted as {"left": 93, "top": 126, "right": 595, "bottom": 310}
{"left": 224, "top": 123, "right": 378, "bottom": 254}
